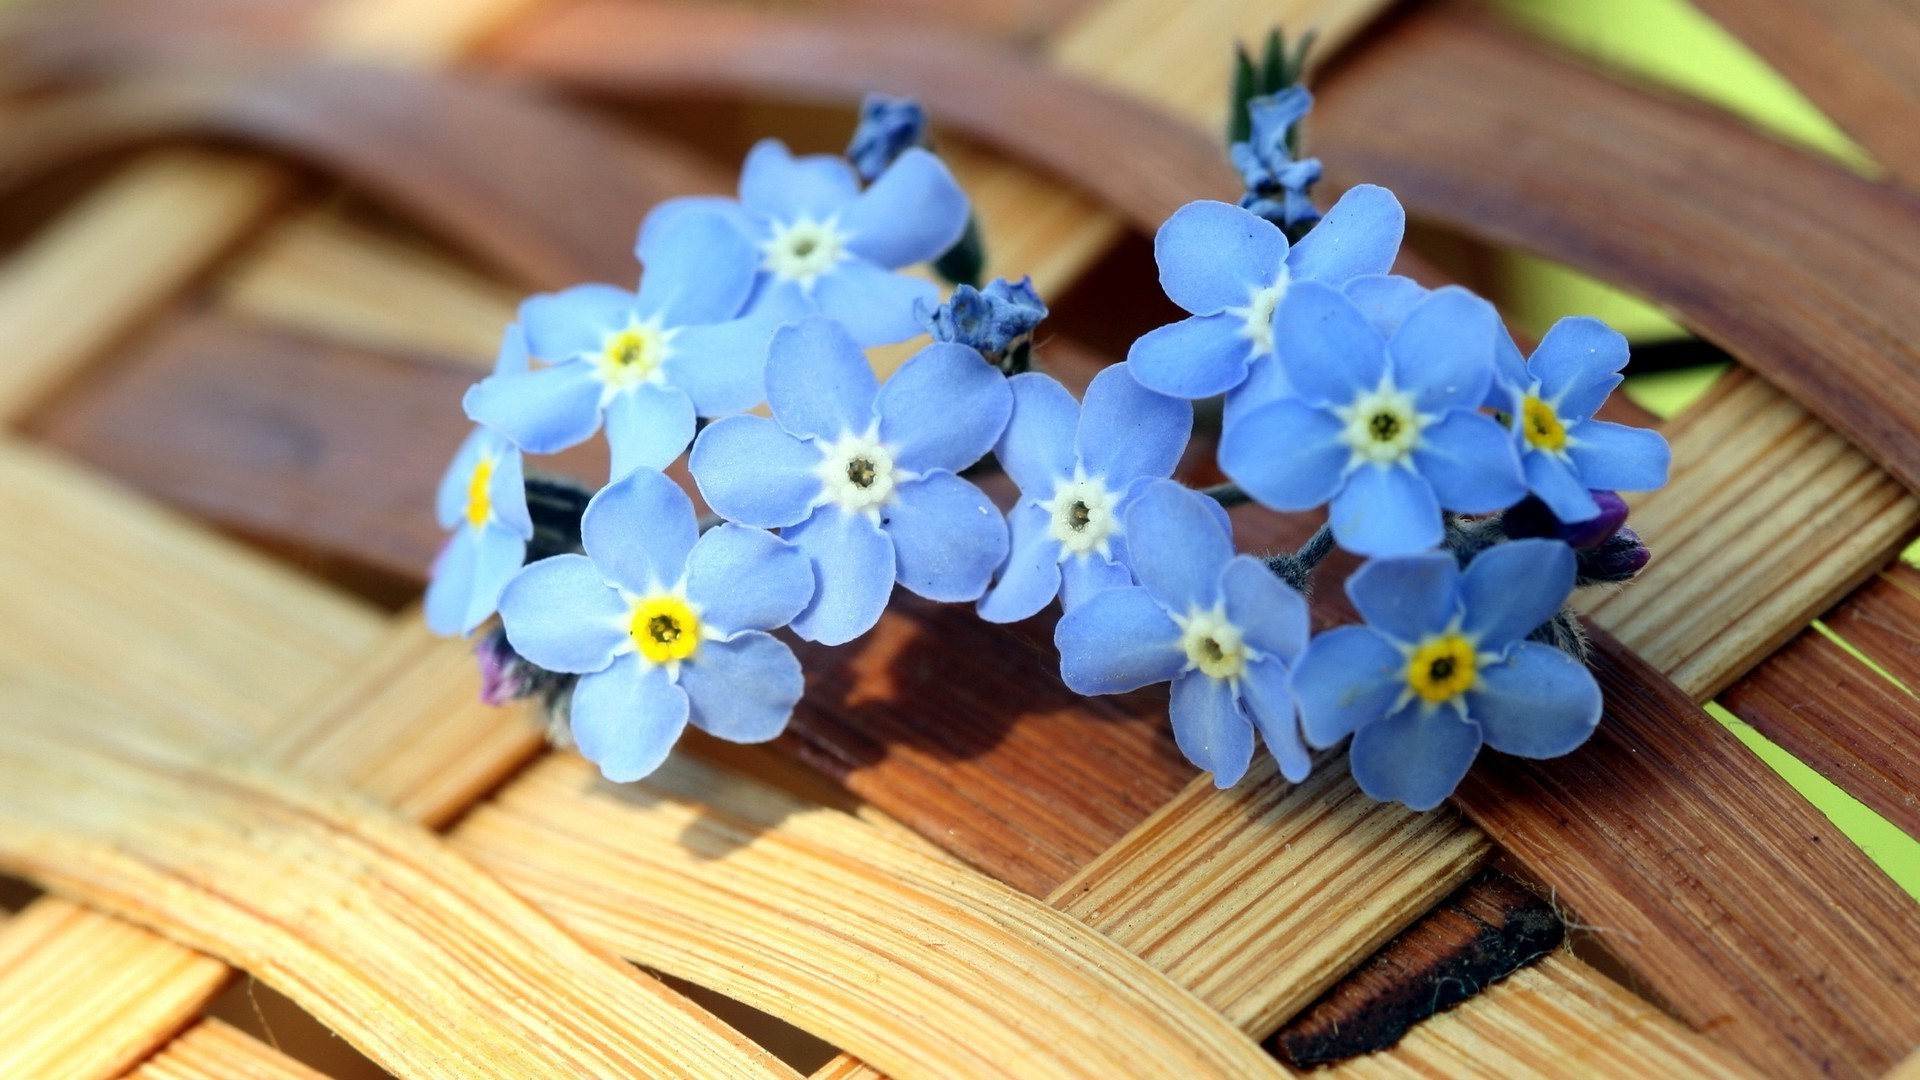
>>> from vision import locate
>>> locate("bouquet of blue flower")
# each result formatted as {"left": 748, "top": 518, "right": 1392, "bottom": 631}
{"left": 426, "top": 43, "right": 1669, "bottom": 813}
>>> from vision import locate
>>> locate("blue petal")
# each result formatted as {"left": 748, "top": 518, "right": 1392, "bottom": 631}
{"left": 1240, "top": 655, "right": 1311, "bottom": 783}
{"left": 581, "top": 468, "right": 698, "bottom": 595}
{"left": 1469, "top": 641, "right": 1603, "bottom": 758}
{"left": 520, "top": 284, "right": 637, "bottom": 362}
{"left": 1126, "top": 313, "right": 1257, "bottom": 399}
{"left": 977, "top": 503, "right": 1063, "bottom": 624}
{"left": 1274, "top": 281, "right": 1388, "bottom": 406}
{"left": 680, "top": 632, "right": 805, "bottom": 743}
{"left": 1523, "top": 451, "right": 1600, "bottom": 522}
{"left": 570, "top": 656, "right": 689, "bottom": 782}
{"left": 1171, "top": 672, "right": 1256, "bottom": 787}
{"left": 497, "top": 554, "right": 629, "bottom": 674}
{"left": 1153, "top": 200, "right": 1288, "bottom": 316}
{"left": 738, "top": 139, "right": 860, "bottom": 221}
{"left": 840, "top": 148, "right": 970, "bottom": 269}
{"left": 1292, "top": 625, "right": 1406, "bottom": 747}
{"left": 886, "top": 472, "right": 1008, "bottom": 602}
{"left": 637, "top": 196, "right": 761, "bottom": 265}
{"left": 1343, "top": 274, "right": 1429, "bottom": 338}
{"left": 1221, "top": 555, "right": 1309, "bottom": 660}
{"left": 1349, "top": 705, "right": 1482, "bottom": 811}
{"left": 1122, "top": 479, "right": 1234, "bottom": 614}
{"left": 1060, "top": 546, "right": 1134, "bottom": 611}
{"left": 813, "top": 259, "right": 940, "bottom": 348}
{"left": 424, "top": 530, "right": 478, "bottom": 636}
{"left": 1222, "top": 354, "right": 1290, "bottom": 428}
{"left": 485, "top": 443, "right": 532, "bottom": 540}
{"left": 1566, "top": 421, "right": 1671, "bottom": 492}
{"left": 604, "top": 384, "right": 697, "bottom": 478}
{"left": 463, "top": 362, "right": 604, "bottom": 455}
{"left": 1077, "top": 363, "right": 1191, "bottom": 488}
{"left": 464, "top": 525, "right": 528, "bottom": 634}
{"left": 1460, "top": 538, "right": 1575, "bottom": 650}
{"left": 1386, "top": 287, "right": 1497, "bottom": 414}
{"left": 1054, "top": 585, "right": 1184, "bottom": 694}
{"left": 1218, "top": 398, "right": 1349, "bottom": 511}
{"left": 743, "top": 275, "right": 814, "bottom": 325}
{"left": 435, "top": 427, "right": 493, "bottom": 530}
{"left": 786, "top": 507, "right": 897, "bottom": 645}
{"left": 877, "top": 342, "right": 1013, "bottom": 474}
{"left": 665, "top": 314, "right": 779, "bottom": 417}
{"left": 1412, "top": 411, "right": 1525, "bottom": 513}
{"left": 1345, "top": 551, "right": 1459, "bottom": 645}
{"left": 1532, "top": 317, "right": 1629, "bottom": 421}
{"left": 1329, "top": 465, "right": 1443, "bottom": 558}
{"left": 1285, "top": 184, "right": 1404, "bottom": 285}
{"left": 1490, "top": 329, "right": 1529, "bottom": 408}
{"left": 688, "top": 415, "right": 824, "bottom": 529}
{"left": 765, "top": 317, "right": 879, "bottom": 441}
{"left": 632, "top": 207, "right": 758, "bottom": 327}
{"left": 684, "top": 523, "right": 814, "bottom": 635}
{"left": 493, "top": 322, "right": 530, "bottom": 376}
{"left": 996, "top": 373, "right": 1079, "bottom": 497}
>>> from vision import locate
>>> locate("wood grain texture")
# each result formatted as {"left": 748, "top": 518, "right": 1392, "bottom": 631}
{"left": 1823, "top": 562, "right": 1920, "bottom": 688}
{"left": 129, "top": 1018, "right": 328, "bottom": 1080}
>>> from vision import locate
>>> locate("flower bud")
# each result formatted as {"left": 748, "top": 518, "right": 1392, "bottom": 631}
{"left": 1502, "top": 491, "right": 1629, "bottom": 551}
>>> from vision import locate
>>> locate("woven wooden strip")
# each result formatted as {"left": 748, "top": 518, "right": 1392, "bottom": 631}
{"left": 456, "top": 753, "right": 1285, "bottom": 1080}
{"left": 1824, "top": 562, "right": 1920, "bottom": 686}
{"left": 129, "top": 1018, "right": 328, "bottom": 1080}
{"left": 0, "top": 898, "right": 229, "bottom": 1080}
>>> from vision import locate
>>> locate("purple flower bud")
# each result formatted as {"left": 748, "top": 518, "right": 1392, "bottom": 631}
{"left": 847, "top": 94, "right": 928, "bottom": 182}
{"left": 1502, "top": 491, "right": 1629, "bottom": 551}
{"left": 1577, "top": 526, "right": 1649, "bottom": 583}
{"left": 476, "top": 627, "right": 538, "bottom": 706}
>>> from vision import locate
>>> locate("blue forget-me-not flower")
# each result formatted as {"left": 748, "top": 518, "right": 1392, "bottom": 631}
{"left": 689, "top": 316, "right": 1011, "bottom": 645}
{"left": 1126, "top": 188, "right": 1405, "bottom": 406}
{"left": 1217, "top": 283, "right": 1525, "bottom": 558}
{"left": 1230, "top": 87, "right": 1323, "bottom": 232}
{"left": 1055, "top": 480, "right": 1313, "bottom": 787}
{"left": 497, "top": 468, "right": 815, "bottom": 782}
{"left": 1491, "top": 317, "right": 1671, "bottom": 523}
{"left": 981, "top": 363, "right": 1191, "bottom": 623}
{"left": 847, "top": 94, "right": 929, "bottom": 182}
{"left": 1290, "top": 539, "right": 1603, "bottom": 810}
{"left": 427, "top": 325, "right": 535, "bottom": 636}
{"left": 464, "top": 208, "right": 769, "bottom": 480}
{"left": 645, "top": 139, "right": 970, "bottom": 348}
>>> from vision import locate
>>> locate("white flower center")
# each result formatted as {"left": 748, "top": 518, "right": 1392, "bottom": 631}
{"left": 595, "top": 318, "right": 675, "bottom": 391}
{"left": 763, "top": 216, "right": 849, "bottom": 289}
{"left": 1227, "top": 270, "right": 1290, "bottom": 357}
{"left": 814, "top": 430, "right": 899, "bottom": 513}
{"left": 1042, "top": 471, "right": 1119, "bottom": 558}
{"left": 1175, "top": 605, "right": 1250, "bottom": 681}
{"left": 1337, "top": 379, "right": 1425, "bottom": 466}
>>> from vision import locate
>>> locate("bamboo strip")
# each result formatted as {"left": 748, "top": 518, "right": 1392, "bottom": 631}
{"left": 455, "top": 753, "right": 1287, "bottom": 1080}
{"left": 0, "top": 898, "right": 229, "bottom": 1080}
{"left": 128, "top": 1019, "right": 328, "bottom": 1080}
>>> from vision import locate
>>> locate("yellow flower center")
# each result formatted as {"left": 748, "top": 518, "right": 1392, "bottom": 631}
{"left": 1406, "top": 633, "right": 1478, "bottom": 704}
{"left": 1338, "top": 384, "right": 1423, "bottom": 465}
{"left": 598, "top": 323, "right": 670, "bottom": 389}
{"left": 629, "top": 595, "right": 701, "bottom": 665}
{"left": 1521, "top": 395, "right": 1568, "bottom": 452}
{"left": 465, "top": 457, "right": 494, "bottom": 530}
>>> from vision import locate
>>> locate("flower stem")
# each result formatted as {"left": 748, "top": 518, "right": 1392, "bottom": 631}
{"left": 1266, "top": 522, "right": 1335, "bottom": 594}
{"left": 1202, "top": 482, "right": 1252, "bottom": 508}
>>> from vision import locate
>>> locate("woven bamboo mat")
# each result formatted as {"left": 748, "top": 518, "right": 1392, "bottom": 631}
{"left": 0, "top": 0, "right": 1916, "bottom": 1076}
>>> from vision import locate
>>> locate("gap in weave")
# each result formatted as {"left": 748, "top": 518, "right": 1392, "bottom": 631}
{"left": 0, "top": 873, "right": 40, "bottom": 914}
{"left": 205, "top": 976, "right": 392, "bottom": 1079}
{"left": 656, "top": 969, "right": 842, "bottom": 1074}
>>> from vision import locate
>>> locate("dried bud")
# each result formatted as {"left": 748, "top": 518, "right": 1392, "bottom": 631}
{"left": 1577, "top": 526, "right": 1650, "bottom": 585}
{"left": 1501, "top": 491, "right": 1629, "bottom": 551}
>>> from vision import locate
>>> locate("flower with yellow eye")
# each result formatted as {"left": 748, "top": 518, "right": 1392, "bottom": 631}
{"left": 1291, "top": 540, "right": 1602, "bottom": 811}
{"left": 496, "top": 469, "right": 814, "bottom": 782}
{"left": 426, "top": 325, "right": 534, "bottom": 637}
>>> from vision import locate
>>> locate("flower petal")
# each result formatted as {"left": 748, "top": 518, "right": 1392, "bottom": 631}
{"left": 520, "top": 284, "right": 637, "bottom": 362}
{"left": 493, "top": 322, "right": 530, "bottom": 376}
{"left": 1222, "top": 353, "right": 1289, "bottom": 428}
{"left": 1343, "top": 274, "right": 1429, "bottom": 337}
{"left": 570, "top": 657, "right": 689, "bottom": 782}
{"left": 685, "top": 523, "right": 814, "bottom": 635}
{"left": 1218, "top": 398, "right": 1349, "bottom": 511}
{"left": 1077, "top": 363, "right": 1192, "bottom": 487}
{"left": 1221, "top": 555, "right": 1309, "bottom": 660}
{"left": 1126, "top": 313, "right": 1257, "bottom": 399}
{"left": 1060, "top": 547, "right": 1134, "bottom": 610}
{"left": 688, "top": 415, "right": 824, "bottom": 528}
{"left": 840, "top": 148, "right": 970, "bottom": 269}
{"left": 977, "top": 502, "right": 1063, "bottom": 624}
{"left": 1460, "top": 538, "right": 1575, "bottom": 649}
{"left": 1274, "top": 280, "right": 1388, "bottom": 406}
{"left": 424, "top": 530, "right": 477, "bottom": 636}
{"left": 1412, "top": 411, "right": 1525, "bottom": 513}
{"left": 463, "top": 362, "right": 605, "bottom": 455}
{"left": 485, "top": 443, "right": 532, "bottom": 540}
{"left": 886, "top": 472, "right": 1008, "bottom": 602}
{"left": 435, "top": 427, "right": 492, "bottom": 530}
{"left": 632, "top": 207, "right": 758, "bottom": 327}
{"left": 877, "top": 342, "right": 1013, "bottom": 474}
{"left": 1154, "top": 199, "right": 1288, "bottom": 316}
{"left": 1171, "top": 673, "right": 1256, "bottom": 787}
{"left": 1054, "top": 585, "right": 1184, "bottom": 694}
{"left": 1532, "top": 317, "right": 1629, "bottom": 421}
{"left": 1387, "top": 286, "right": 1498, "bottom": 415}
{"left": 996, "top": 373, "right": 1080, "bottom": 497}
{"left": 581, "top": 468, "right": 698, "bottom": 595}
{"left": 1565, "top": 421, "right": 1671, "bottom": 493}
{"left": 1122, "top": 479, "right": 1235, "bottom": 614}
{"left": 813, "top": 259, "right": 940, "bottom": 348}
{"left": 765, "top": 317, "right": 879, "bottom": 441}
{"left": 739, "top": 139, "right": 859, "bottom": 220}
{"left": 1292, "top": 625, "right": 1407, "bottom": 747}
{"left": 1345, "top": 551, "right": 1460, "bottom": 644}
{"left": 1285, "top": 184, "right": 1404, "bottom": 285}
{"left": 786, "top": 507, "right": 897, "bottom": 645}
{"left": 664, "top": 313, "right": 780, "bottom": 417}
{"left": 1349, "top": 705, "right": 1482, "bottom": 811}
{"left": 1240, "top": 655, "right": 1311, "bottom": 783}
{"left": 1469, "top": 641, "right": 1603, "bottom": 758}
{"left": 636, "top": 196, "right": 760, "bottom": 264}
{"left": 1523, "top": 451, "right": 1601, "bottom": 523}
{"left": 1329, "top": 465, "right": 1443, "bottom": 558}
{"left": 605, "top": 384, "right": 697, "bottom": 478}
{"left": 497, "top": 553, "right": 630, "bottom": 674}
{"left": 680, "top": 631, "right": 805, "bottom": 743}
{"left": 464, "top": 525, "right": 528, "bottom": 634}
